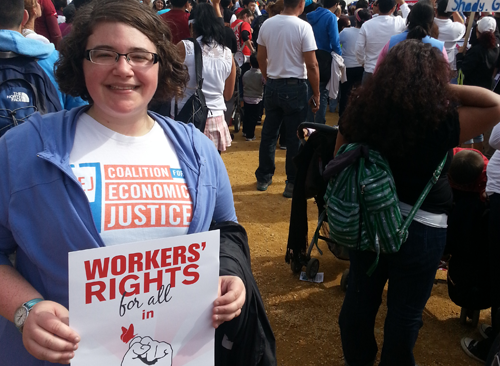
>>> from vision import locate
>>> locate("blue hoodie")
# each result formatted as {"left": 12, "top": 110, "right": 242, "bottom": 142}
{"left": 306, "top": 7, "right": 342, "bottom": 56}
{"left": 0, "top": 106, "right": 237, "bottom": 366}
{"left": 0, "top": 30, "right": 87, "bottom": 110}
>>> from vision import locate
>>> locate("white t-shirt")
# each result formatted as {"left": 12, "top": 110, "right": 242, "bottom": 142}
{"left": 355, "top": 4, "right": 410, "bottom": 73}
{"left": 174, "top": 37, "right": 232, "bottom": 118}
{"left": 22, "top": 29, "right": 50, "bottom": 44}
{"left": 230, "top": 14, "right": 237, "bottom": 26}
{"left": 70, "top": 113, "right": 193, "bottom": 246}
{"left": 434, "top": 17, "right": 466, "bottom": 70}
{"left": 339, "top": 27, "right": 362, "bottom": 68}
{"left": 257, "top": 15, "right": 317, "bottom": 79}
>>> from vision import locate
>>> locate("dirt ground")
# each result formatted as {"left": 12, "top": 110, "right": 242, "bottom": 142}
{"left": 221, "top": 110, "right": 489, "bottom": 366}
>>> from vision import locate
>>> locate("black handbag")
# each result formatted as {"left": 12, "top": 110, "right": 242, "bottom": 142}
{"left": 175, "top": 38, "right": 209, "bottom": 132}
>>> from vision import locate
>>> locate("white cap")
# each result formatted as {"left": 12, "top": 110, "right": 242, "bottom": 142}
{"left": 477, "top": 16, "right": 496, "bottom": 33}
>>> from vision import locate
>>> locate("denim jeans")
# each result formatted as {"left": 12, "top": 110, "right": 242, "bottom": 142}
{"left": 339, "top": 220, "right": 447, "bottom": 366}
{"left": 306, "top": 80, "right": 329, "bottom": 124}
{"left": 242, "top": 102, "right": 260, "bottom": 139}
{"left": 329, "top": 97, "right": 338, "bottom": 113}
{"left": 255, "top": 78, "right": 308, "bottom": 184}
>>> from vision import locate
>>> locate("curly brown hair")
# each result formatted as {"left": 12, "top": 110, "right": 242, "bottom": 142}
{"left": 478, "top": 30, "right": 498, "bottom": 50}
{"left": 340, "top": 40, "right": 456, "bottom": 159}
{"left": 55, "top": 0, "right": 188, "bottom": 104}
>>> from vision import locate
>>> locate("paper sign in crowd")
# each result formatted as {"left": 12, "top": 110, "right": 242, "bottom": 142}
{"left": 69, "top": 231, "right": 220, "bottom": 366}
{"left": 446, "top": 0, "right": 500, "bottom": 12}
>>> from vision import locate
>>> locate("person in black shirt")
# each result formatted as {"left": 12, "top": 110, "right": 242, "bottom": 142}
{"left": 335, "top": 40, "right": 500, "bottom": 366}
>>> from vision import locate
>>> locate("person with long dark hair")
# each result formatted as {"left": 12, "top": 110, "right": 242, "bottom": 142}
{"left": 456, "top": 16, "right": 499, "bottom": 151}
{"left": 175, "top": 3, "right": 237, "bottom": 153}
{"left": 336, "top": 40, "right": 500, "bottom": 366}
{"left": 338, "top": 8, "right": 371, "bottom": 116}
{"left": 457, "top": 16, "right": 499, "bottom": 90}
{"left": 374, "top": 1, "right": 448, "bottom": 68}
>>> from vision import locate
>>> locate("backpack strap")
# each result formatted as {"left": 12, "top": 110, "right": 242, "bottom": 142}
{"left": 237, "top": 22, "right": 245, "bottom": 52}
{"left": 0, "top": 51, "right": 19, "bottom": 59}
{"left": 175, "top": 38, "right": 204, "bottom": 119}
{"left": 357, "top": 155, "right": 380, "bottom": 275}
{"left": 398, "top": 153, "right": 448, "bottom": 239}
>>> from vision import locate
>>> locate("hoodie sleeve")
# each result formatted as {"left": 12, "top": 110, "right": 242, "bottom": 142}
{"left": 213, "top": 151, "right": 238, "bottom": 224}
{"left": 329, "top": 15, "right": 342, "bottom": 56}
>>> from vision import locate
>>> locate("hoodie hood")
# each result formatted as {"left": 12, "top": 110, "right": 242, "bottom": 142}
{"left": 0, "top": 30, "right": 55, "bottom": 59}
{"left": 307, "top": 7, "right": 332, "bottom": 27}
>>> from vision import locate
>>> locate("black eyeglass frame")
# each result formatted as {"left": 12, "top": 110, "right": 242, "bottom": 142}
{"left": 84, "top": 49, "right": 160, "bottom": 66}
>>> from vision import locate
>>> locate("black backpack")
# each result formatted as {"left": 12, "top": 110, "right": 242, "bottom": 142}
{"left": 0, "top": 51, "right": 62, "bottom": 137}
{"left": 174, "top": 39, "right": 209, "bottom": 133}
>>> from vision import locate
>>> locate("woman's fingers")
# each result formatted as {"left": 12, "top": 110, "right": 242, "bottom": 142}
{"left": 212, "top": 276, "right": 246, "bottom": 328}
{"left": 23, "top": 338, "right": 75, "bottom": 364}
{"left": 22, "top": 301, "right": 80, "bottom": 364}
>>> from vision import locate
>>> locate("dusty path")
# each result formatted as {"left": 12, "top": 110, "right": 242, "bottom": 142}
{"left": 221, "top": 110, "right": 488, "bottom": 366}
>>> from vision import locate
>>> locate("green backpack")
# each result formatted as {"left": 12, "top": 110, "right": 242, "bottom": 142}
{"left": 313, "top": 143, "right": 447, "bottom": 275}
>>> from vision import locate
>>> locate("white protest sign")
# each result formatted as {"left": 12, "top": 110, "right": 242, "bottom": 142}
{"left": 69, "top": 230, "right": 220, "bottom": 366}
{"left": 446, "top": 0, "right": 500, "bottom": 13}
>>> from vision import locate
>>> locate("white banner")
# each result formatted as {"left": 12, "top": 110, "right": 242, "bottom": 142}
{"left": 446, "top": 0, "right": 500, "bottom": 13}
{"left": 69, "top": 231, "right": 220, "bottom": 366}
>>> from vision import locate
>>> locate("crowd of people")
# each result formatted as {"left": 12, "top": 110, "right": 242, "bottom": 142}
{"left": 1, "top": 0, "right": 500, "bottom": 365}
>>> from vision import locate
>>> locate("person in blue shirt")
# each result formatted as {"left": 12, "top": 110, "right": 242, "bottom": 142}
{"left": 0, "top": 7, "right": 87, "bottom": 110}
{"left": 306, "top": 0, "right": 341, "bottom": 124}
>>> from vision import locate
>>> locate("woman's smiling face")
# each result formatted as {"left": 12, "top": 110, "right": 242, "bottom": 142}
{"left": 83, "top": 22, "right": 159, "bottom": 124}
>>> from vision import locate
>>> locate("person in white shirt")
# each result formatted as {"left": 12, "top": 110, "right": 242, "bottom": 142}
{"left": 339, "top": 8, "right": 371, "bottom": 116}
{"left": 434, "top": 0, "right": 466, "bottom": 73}
{"left": 175, "top": 3, "right": 237, "bottom": 153}
{"left": 255, "top": 0, "right": 320, "bottom": 198}
{"left": 355, "top": 0, "right": 409, "bottom": 83}
{"left": 21, "top": 0, "right": 51, "bottom": 44}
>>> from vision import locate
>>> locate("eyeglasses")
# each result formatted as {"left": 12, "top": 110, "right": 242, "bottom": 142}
{"left": 85, "top": 49, "right": 159, "bottom": 67}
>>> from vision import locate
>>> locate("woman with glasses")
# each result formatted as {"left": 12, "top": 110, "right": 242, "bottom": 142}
{"left": 0, "top": 0, "right": 247, "bottom": 365}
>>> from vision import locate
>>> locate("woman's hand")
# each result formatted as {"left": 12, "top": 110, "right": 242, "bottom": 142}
{"left": 212, "top": 276, "right": 246, "bottom": 329}
{"left": 22, "top": 300, "right": 80, "bottom": 365}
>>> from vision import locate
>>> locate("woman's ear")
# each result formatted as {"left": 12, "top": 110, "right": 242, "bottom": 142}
{"left": 22, "top": 9, "right": 30, "bottom": 27}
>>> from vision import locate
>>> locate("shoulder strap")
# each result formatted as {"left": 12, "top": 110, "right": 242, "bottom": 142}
{"left": 399, "top": 152, "right": 449, "bottom": 236}
{"left": 190, "top": 38, "right": 203, "bottom": 87}
{"left": 175, "top": 39, "right": 203, "bottom": 118}
{"left": 0, "top": 51, "right": 19, "bottom": 59}
{"left": 238, "top": 22, "right": 244, "bottom": 49}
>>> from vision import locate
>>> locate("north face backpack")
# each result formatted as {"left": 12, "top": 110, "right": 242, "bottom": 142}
{"left": 313, "top": 143, "right": 447, "bottom": 275}
{"left": 0, "top": 51, "right": 62, "bottom": 138}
